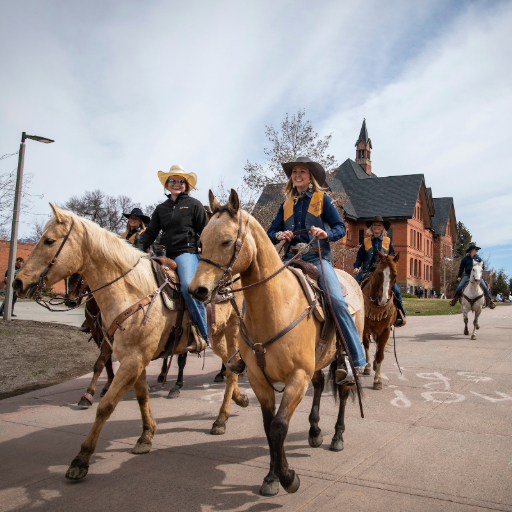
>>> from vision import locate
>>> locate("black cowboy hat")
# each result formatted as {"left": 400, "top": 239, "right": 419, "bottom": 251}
{"left": 365, "top": 215, "right": 391, "bottom": 231}
{"left": 123, "top": 207, "right": 150, "bottom": 225}
{"left": 466, "top": 244, "right": 481, "bottom": 253}
{"left": 281, "top": 157, "right": 326, "bottom": 186}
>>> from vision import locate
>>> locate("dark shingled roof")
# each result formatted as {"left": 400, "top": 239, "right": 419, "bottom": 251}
{"left": 334, "top": 159, "right": 424, "bottom": 220}
{"left": 431, "top": 197, "right": 454, "bottom": 235}
{"left": 355, "top": 119, "right": 372, "bottom": 149}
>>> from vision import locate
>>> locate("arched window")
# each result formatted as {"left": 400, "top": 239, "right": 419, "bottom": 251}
{"left": 414, "top": 259, "right": 417, "bottom": 276}
{"left": 410, "top": 258, "right": 413, "bottom": 275}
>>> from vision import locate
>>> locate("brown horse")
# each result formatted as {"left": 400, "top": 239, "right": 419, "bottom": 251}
{"left": 189, "top": 190, "right": 364, "bottom": 496}
{"left": 14, "top": 205, "right": 247, "bottom": 480}
{"left": 361, "top": 252, "right": 399, "bottom": 390}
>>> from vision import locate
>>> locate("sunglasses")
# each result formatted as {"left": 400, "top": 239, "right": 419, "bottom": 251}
{"left": 167, "top": 179, "right": 186, "bottom": 185}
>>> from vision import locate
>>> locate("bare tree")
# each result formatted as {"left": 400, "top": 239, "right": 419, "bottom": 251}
{"left": 63, "top": 190, "right": 139, "bottom": 234}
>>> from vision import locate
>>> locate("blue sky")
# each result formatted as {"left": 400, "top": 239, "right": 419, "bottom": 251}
{"left": 1, "top": 0, "right": 511, "bottom": 274}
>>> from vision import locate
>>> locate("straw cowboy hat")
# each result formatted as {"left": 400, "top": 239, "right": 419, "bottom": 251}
{"left": 281, "top": 157, "right": 326, "bottom": 186}
{"left": 365, "top": 215, "right": 391, "bottom": 230}
{"left": 158, "top": 165, "right": 198, "bottom": 189}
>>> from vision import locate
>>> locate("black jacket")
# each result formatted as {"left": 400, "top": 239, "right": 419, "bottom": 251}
{"left": 140, "top": 193, "right": 207, "bottom": 257}
{"left": 458, "top": 254, "right": 483, "bottom": 278}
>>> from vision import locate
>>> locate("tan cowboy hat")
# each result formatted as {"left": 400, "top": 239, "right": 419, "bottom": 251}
{"left": 281, "top": 157, "right": 326, "bottom": 186}
{"left": 158, "top": 165, "right": 197, "bottom": 189}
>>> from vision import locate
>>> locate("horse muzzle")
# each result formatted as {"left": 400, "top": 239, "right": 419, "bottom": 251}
{"left": 13, "top": 278, "right": 39, "bottom": 298}
{"left": 189, "top": 284, "right": 213, "bottom": 303}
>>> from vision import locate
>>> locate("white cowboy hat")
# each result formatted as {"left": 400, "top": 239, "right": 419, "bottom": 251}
{"left": 158, "top": 165, "right": 197, "bottom": 189}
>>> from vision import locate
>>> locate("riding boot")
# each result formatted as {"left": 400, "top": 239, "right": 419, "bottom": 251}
{"left": 395, "top": 309, "right": 406, "bottom": 327}
{"left": 485, "top": 296, "right": 496, "bottom": 309}
{"left": 450, "top": 292, "right": 462, "bottom": 307}
{"left": 335, "top": 355, "right": 354, "bottom": 386}
{"left": 226, "top": 357, "right": 246, "bottom": 375}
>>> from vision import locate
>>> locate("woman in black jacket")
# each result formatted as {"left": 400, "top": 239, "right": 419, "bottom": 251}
{"left": 140, "top": 165, "right": 209, "bottom": 341}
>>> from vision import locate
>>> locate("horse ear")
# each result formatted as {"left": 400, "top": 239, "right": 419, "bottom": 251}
{"left": 228, "top": 189, "right": 240, "bottom": 215}
{"left": 208, "top": 190, "right": 221, "bottom": 214}
{"left": 394, "top": 252, "right": 400, "bottom": 263}
{"left": 377, "top": 251, "right": 386, "bottom": 261}
{"left": 49, "top": 203, "right": 64, "bottom": 223}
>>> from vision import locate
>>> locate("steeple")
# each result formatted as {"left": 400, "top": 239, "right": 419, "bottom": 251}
{"left": 355, "top": 119, "right": 372, "bottom": 176}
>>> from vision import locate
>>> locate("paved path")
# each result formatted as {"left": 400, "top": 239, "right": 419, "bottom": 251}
{"left": 1, "top": 308, "right": 512, "bottom": 511}
{"left": 10, "top": 301, "right": 84, "bottom": 327}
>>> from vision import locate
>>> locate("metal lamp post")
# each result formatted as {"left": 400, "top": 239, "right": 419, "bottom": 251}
{"left": 3, "top": 132, "right": 54, "bottom": 321}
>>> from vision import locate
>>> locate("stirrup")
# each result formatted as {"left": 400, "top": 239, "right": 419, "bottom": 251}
{"left": 395, "top": 310, "right": 406, "bottom": 327}
{"left": 485, "top": 296, "right": 496, "bottom": 309}
{"left": 335, "top": 356, "right": 354, "bottom": 386}
{"left": 450, "top": 294, "right": 461, "bottom": 307}
{"left": 184, "top": 324, "right": 208, "bottom": 354}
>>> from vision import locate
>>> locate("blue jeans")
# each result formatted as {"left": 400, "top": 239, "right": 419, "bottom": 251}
{"left": 174, "top": 253, "right": 208, "bottom": 341}
{"left": 293, "top": 254, "right": 367, "bottom": 368}
{"left": 355, "top": 271, "right": 406, "bottom": 317}
{"left": 455, "top": 275, "right": 491, "bottom": 299}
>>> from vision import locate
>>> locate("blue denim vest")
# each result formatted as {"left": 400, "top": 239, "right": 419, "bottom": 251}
{"left": 361, "top": 236, "right": 390, "bottom": 272}
{"left": 282, "top": 192, "right": 332, "bottom": 261}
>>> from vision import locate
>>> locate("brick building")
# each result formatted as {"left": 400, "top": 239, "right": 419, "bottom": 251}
{"left": 257, "top": 120, "right": 458, "bottom": 297}
{"left": 0, "top": 240, "right": 65, "bottom": 294}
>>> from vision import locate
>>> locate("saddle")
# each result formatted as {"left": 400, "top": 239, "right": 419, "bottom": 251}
{"left": 287, "top": 266, "right": 325, "bottom": 322}
{"left": 151, "top": 258, "right": 181, "bottom": 311}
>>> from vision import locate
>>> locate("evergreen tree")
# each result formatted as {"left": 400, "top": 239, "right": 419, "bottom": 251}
{"left": 492, "top": 270, "right": 510, "bottom": 296}
{"left": 455, "top": 222, "right": 472, "bottom": 257}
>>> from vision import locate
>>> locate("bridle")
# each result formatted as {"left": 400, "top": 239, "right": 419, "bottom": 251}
{"left": 34, "top": 218, "right": 141, "bottom": 312}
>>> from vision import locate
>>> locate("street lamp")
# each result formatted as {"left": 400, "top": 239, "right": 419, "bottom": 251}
{"left": 443, "top": 257, "right": 452, "bottom": 300}
{"left": 3, "top": 132, "right": 54, "bottom": 321}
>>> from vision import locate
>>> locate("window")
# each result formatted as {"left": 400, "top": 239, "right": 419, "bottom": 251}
{"left": 347, "top": 229, "right": 352, "bottom": 241}
{"left": 426, "top": 266, "right": 429, "bottom": 281}
{"left": 410, "top": 258, "right": 413, "bottom": 275}
{"left": 387, "top": 228, "right": 393, "bottom": 242}
{"left": 414, "top": 259, "right": 417, "bottom": 276}
{"left": 419, "top": 261, "right": 422, "bottom": 278}
{"left": 359, "top": 229, "right": 364, "bottom": 245}
{"left": 410, "top": 229, "right": 413, "bottom": 246}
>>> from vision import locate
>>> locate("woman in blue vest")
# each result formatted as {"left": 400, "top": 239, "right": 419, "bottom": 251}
{"left": 266, "top": 156, "right": 367, "bottom": 384}
{"left": 353, "top": 216, "right": 406, "bottom": 326}
{"left": 450, "top": 244, "right": 495, "bottom": 308}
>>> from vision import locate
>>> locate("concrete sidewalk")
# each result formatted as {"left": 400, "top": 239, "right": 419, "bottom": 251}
{"left": 1, "top": 309, "right": 512, "bottom": 511}
{"left": 7, "top": 300, "right": 85, "bottom": 327}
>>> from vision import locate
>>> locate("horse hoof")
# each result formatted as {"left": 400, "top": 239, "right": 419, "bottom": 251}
{"left": 476, "top": 325, "right": 480, "bottom": 330}
{"left": 260, "top": 479, "right": 279, "bottom": 496}
{"left": 157, "top": 375, "right": 165, "bottom": 384}
{"left": 308, "top": 432, "right": 323, "bottom": 448}
{"left": 213, "top": 373, "right": 225, "bottom": 383}
{"left": 330, "top": 438, "right": 344, "bottom": 452}
{"left": 131, "top": 441, "right": 152, "bottom": 454}
{"left": 167, "top": 388, "right": 180, "bottom": 399}
{"left": 471, "top": 334, "right": 477, "bottom": 340}
{"left": 65, "top": 465, "right": 88, "bottom": 480}
{"left": 363, "top": 367, "right": 371, "bottom": 376}
{"left": 77, "top": 393, "right": 93, "bottom": 408}
{"left": 283, "top": 471, "right": 300, "bottom": 494}
{"left": 210, "top": 423, "right": 226, "bottom": 435}
{"left": 234, "top": 394, "right": 249, "bottom": 408}
{"left": 464, "top": 329, "right": 469, "bottom": 336}
{"left": 373, "top": 381, "right": 383, "bottom": 390}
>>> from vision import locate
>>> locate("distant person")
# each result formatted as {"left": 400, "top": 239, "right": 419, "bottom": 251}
{"left": 450, "top": 244, "right": 495, "bottom": 309}
{"left": 0, "top": 257, "right": 24, "bottom": 317}
{"left": 120, "top": 208, "right": 150, "bottom": 244}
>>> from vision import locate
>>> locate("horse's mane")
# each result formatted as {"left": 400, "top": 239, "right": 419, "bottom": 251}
{"left": 49, "top": 210, "right": 154, "bottom": 294}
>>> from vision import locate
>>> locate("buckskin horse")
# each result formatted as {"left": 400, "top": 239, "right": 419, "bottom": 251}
{"left": 460, "top": 259, "right": 485, "bottom": 340}
{"left": 189, "top": 190, "right": 365, "bottom": 496}
{"left": 14, "top": 205, "right": 247, "bottom": 480}
{"left": 360, "top": 252, "right": 400, "bottom": 390}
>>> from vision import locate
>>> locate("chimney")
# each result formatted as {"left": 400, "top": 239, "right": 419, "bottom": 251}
{"left": 355, "top": 119, "right": 372, "bottom": 176}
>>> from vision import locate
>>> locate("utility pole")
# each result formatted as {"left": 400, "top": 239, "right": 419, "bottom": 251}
{"left": 3, "top": 132, "right": 53, "bottom": 321}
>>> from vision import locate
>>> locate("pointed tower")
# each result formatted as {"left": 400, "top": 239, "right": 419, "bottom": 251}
{"left": 355, "top": 119, "right": 372, "bottom": 176}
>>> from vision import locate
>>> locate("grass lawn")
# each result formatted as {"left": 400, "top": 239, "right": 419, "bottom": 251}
{"left": 403, "top": 298, "right": 512, "bottom": 316}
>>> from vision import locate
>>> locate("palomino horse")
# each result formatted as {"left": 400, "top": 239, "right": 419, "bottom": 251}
{"left": 189, "top": 190, "right": 365, "bottom": 496}
{"left": 460, "top": 259, "right": 485, "bottom": 340}
{"left": 64, "top": 274, "right": 174, "bottom": 407}
{"left": 14, "top": 205, "right": 247, "bottom": 480}
{"left": 360, "top": 252, "right": 399, "bottom": 390}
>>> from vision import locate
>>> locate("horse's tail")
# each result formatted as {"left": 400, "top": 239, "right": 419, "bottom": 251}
{"left": 328, "top": 360, "right": 360, "bottom": 404}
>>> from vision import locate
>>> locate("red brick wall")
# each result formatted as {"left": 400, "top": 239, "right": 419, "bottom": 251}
{"left": 0, "top": 240, "right": 65, "bottom": 294}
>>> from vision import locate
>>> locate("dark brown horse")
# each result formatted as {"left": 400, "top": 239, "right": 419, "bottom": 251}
{"left": 361, "top": 252, "right": 399, "bottom": 390}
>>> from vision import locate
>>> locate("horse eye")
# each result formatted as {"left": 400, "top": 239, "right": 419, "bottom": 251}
{"left": 222, "top": 240, "right": 232, "bottom": 246}
{"left": 44, "top": 238, "right": 56, "bottom": 246}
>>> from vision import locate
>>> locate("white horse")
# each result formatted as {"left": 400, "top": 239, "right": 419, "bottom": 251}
{"left": 460, "top": 259, "right": 485, "bottom": 340}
